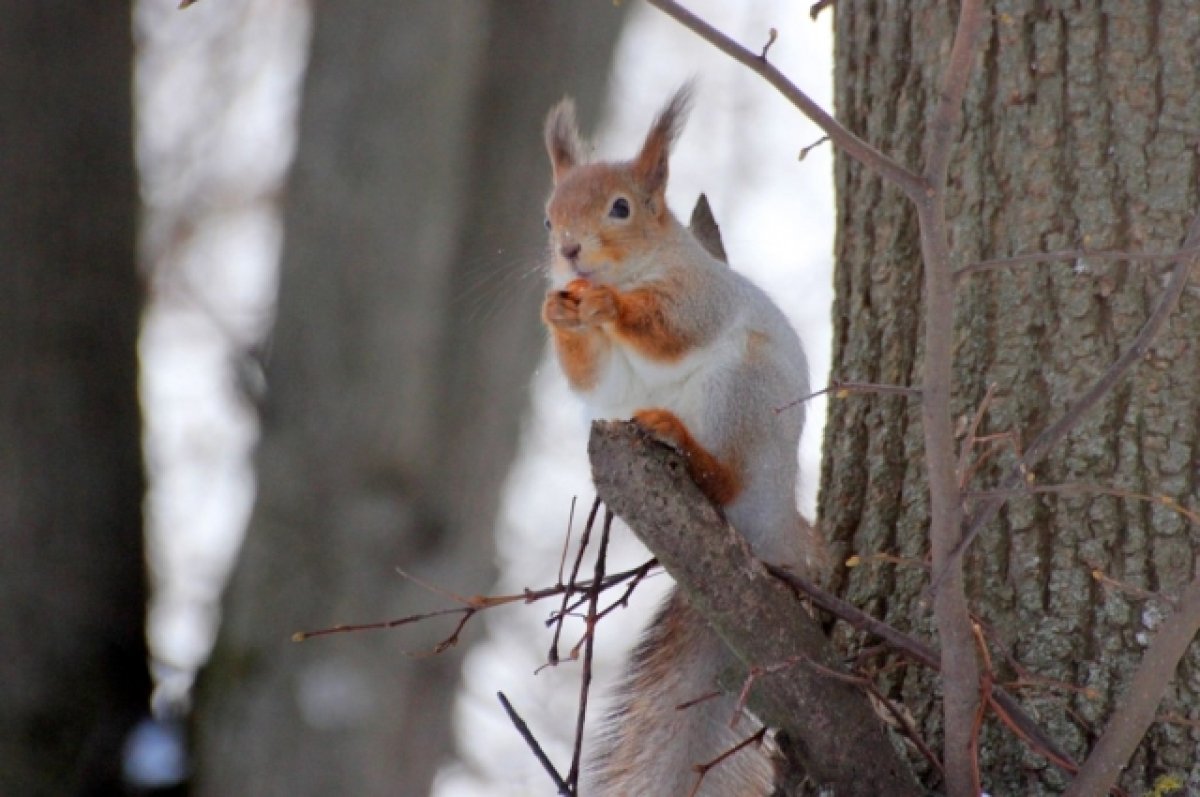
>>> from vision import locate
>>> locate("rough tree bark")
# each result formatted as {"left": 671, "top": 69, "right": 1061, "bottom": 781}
{"left": 0, "top": 3, "right": 150, "bottom": 795}
{"left": 191, "top": 3, "right": 625, "bottom": 795}
{"left": 822, "top": 3, "right": 1200, "bottom": 793}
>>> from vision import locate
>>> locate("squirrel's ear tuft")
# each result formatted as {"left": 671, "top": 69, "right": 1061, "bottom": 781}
{"left": 632, "top": 82, "right": 694, "bottom": 196}
{"left": 545, "top": 96, "right": 583, "bottom": 184}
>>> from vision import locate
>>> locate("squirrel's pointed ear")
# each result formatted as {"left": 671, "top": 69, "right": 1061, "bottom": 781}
{"left": 545, "top": 97, "right": 583, "bottom": 184}
{"left": 632, "top": 83, "right": 694, "bottom": 196}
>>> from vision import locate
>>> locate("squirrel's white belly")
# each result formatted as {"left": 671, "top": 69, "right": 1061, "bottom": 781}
{"left": 580, "top": 337, "right": 734, "bottom": 437}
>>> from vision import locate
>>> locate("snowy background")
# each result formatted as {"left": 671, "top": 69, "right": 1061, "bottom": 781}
{"left": 134, "top": 1, "right": 834, "bottom": 792}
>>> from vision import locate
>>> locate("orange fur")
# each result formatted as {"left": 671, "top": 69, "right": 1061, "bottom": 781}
{"left": 545, "top": 280, "right": 695, "bottom": 364}
{"left": 607, "top": 286, "right": 693, "bottom": 362}
{"left": 634, "top": 408, "right": 742, "bottom": 506}
{"left": 542, "top": 286, "right": 610, "bottom": 390}
{"left": 549, "top": 326, "right": 608, "bottom": 390}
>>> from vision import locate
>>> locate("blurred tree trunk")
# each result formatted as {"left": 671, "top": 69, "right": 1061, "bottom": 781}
{"left": 0, "top": 4, "right": 149, "bottom": 796}
{"left": 192, "top": 3, "right": 625, "bottom": 795}
{"left": 821, "top": 2, "right": 1200, "bottom": 793}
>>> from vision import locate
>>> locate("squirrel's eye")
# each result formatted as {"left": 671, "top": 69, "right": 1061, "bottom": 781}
{"left": 608, "top": 197, "right": 631, "bottom": 220}
{"left": 544, "top": 217, "right": 552, "bottom": 230}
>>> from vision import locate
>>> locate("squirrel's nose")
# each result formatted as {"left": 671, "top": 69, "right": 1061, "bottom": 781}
{"left": 560, "top": 242, "right": 582, "bottom": 261}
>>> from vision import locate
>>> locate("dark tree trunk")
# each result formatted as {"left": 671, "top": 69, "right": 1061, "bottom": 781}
{"left": 0, "top": 3, "right": 149, "bottom": 795}
{"left": 821, "top": 2, "right": 1200, "bottom": 793}
{"left": 192, "top": 3, "right": 625, "bottom": 795}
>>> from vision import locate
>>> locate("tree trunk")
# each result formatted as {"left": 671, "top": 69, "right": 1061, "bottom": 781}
{"left": 0, "top": 3, "right": 149, "bottom": 795}
{"left": 191, "top": 3, "right": 624, "bottom": 795}
{"left": 821, "top": 2, "right": 1200, "bottom": 793}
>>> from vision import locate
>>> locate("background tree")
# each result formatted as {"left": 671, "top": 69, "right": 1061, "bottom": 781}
{"left": 191, "top": 3, "right": 625, "bottom": 795}
{"left": 820, "top": 1, "right": 1200, "bottom": 793}
{"left": 0, "top": 3, "right": 150, "bottom": 795}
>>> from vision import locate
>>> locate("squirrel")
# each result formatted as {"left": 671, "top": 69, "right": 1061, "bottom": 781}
{"left": 540, "top": 85, "right": 825, "bottom": 796}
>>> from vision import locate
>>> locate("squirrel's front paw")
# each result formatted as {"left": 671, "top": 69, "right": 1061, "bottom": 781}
{"left": 542, "top": 290, "right": 582, "bottom": 328}
{"left": 577, "top": 284, "right": 619, "bottom": 325}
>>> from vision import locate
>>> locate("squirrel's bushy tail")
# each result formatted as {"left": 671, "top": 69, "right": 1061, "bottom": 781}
{"left": 584, "top": 589, "right": 776, "bottom": 797}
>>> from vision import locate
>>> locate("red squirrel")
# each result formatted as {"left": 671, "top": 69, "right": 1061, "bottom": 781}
{"left": 541, "top": 86, "right": 825, "bottom": 796}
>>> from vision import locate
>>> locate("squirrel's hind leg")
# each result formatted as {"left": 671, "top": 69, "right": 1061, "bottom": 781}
{"left": 632, "top": 408, "right": 741, "bottom": 507}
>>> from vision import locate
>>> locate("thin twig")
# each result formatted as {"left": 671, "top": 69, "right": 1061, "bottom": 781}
{"left": 596, "top": 558, "right": 659, "bottom": 620}
{"left": 955, "top": 383, "right": 1000, "bottom": 490}
{"left": 862, "top": 679, "right": 945, "bottom": 779}
{"left": 497, "top": 692, "right": 572, "bottom": 796}
{"left": 292, "top": 605, "right": 473, "bottom": 643}
{"left": 418, "top": 609, "right": 476, "bottom": 657}
{"left": 775, "top": 378, "right": 920, "bottom": 413}
{"left": 809, "top": 0, "right": 836, "bottom": 21}
{"left": 675, "top": 689, "right": 722, "bottom": 712}
{"left": 644, "top": 0, "right": 926, "bottom": 198}
{"left": 550, "top": 558, "right": 660, "bottom": 627}
{"left": 686, "top": 728, "right": 768, "bottom": 797}
{"left": 1156, "top": 712, "right": 1200, "bottom": 730}
{"left": 766, "top": 565, "right": 938, "bottom": 670}
{"left": 295, "top": 556, "right": 657, "bottom": 644}
{"left": 767, "top": 565, "right": 1084, "bottom": 780}
{"left": 954, "top": 244, "right": 1200, "bottom": 281}
{"left": 566, "top": 510, "right": 614, "bottom": 792}
{"left": 844, "top": 551, "right": 929, "bottom": 571}
{"left": 733, "top": 655, "right": 806, "bottom": 720}
{"left": 798, "top": 135, "right": 830, "bottom": 161}
{"left": 759, "top": 27, "right": 778, "bottom": 60}
{"left": 550, "top": 497, "right": 603, "bottom": 665}
{"left": 1085, "top": 562, "right": 1165, "bottom": 606}
{"left": 972, "top": 615, "right": 1102, "bottom": 701}
{"left": 558, "top": 496, "right": 578, "bottom": 586}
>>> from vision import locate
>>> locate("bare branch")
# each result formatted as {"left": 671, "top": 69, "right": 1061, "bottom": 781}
{"left": 686, "top": 728, "right": 768, "bottom": 797}
{"left": 758, "top": 27, "right": 777, "bottom": 60}
{"left": 292, "top": 605, "right": 473, "bottom": 644}
{"left": 809, "top": 0, "right": 836, "bottom": 21}
{"left": 1063, "top": 558, "right": 1200, "bottom": 797}
{"left": 644, "top": 0, "right": 926, "bottom": 198}
{"left": 798, "top": 135, "right": 830, "bottom": 161}
{"left": 589, "top": 420, "right": 922, "bottom": 795}
{"left": 861, "top": 679, "right": 945, "bottom": 779}
{"left": 769, "top": 566, "right": 1089, "bottom": 783}
{"left": 497, "top": 692, "right": 572, "bottom": 796}
{"left": 549, "top": 498, "right": 603, "bottom": 665}
{"left": 913, "top": 1, "right": 988, "bottom": 791}
{"left": 921, "top": 0, "right": 986, "bottom": 190}
{"left": 955, "top": 244, "right": 1200, "bottom": 281}
{"left": 294, "top": 555, "right": 657, "bottom": 645}
{"left": 775, "top": 378, "right": 921, "bottom": 413}
{"left": 566, "top": 510, "right": 614, "bottom": 791}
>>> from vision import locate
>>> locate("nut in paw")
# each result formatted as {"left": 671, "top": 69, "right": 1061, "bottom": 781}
{"left": 577, "top": 284, "right": 619, "bottom": 325}
{"left": 542, "top": 290, "right": 581, "bottom": 328}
